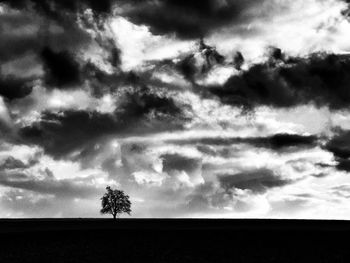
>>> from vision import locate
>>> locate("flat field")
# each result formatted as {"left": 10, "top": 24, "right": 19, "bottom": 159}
{"left": 0, "top": 219, "right": 348, "bottom": 262}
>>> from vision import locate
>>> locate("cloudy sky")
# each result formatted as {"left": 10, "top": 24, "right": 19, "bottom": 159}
{"left": 1, "top": 0, "right": 350, "bottom": 218}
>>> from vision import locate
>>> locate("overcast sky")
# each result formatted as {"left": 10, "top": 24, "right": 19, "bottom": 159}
{"left": 1, "top": 0, "right": 350, "bottom": 218}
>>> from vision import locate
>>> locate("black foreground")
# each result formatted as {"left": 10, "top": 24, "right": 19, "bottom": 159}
{"left": 0, "top": 219, "right": 349, "bottom": 263}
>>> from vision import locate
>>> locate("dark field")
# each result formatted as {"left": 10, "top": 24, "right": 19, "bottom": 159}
{"left": 0, "top": 219, "right": 349, "bottom": 262}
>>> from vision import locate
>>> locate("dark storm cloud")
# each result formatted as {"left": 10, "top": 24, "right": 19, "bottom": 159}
{"left": 82, "top": 64, "right": 145, "bottom": 98}
{"left": 336, "top": 159, "right": 350, "bottom": 172}
{"left": 218, "top": 169, "right": 291, "bottom": 194}
{"left": 119, "top": 0, "right": 265, "bottom": 39}
{"left": 0, "top": 74, "right": 33, "bottom": 100}
{"left": 0, "top": 33, "right": 39, "bottom": 64}
{"left": 325, "top": 129, "right": 350, "bottom": 172}
{"left": 0, "top": 156, "right": 37, "bottom": 170}
{"left": 0, "top": 0, "right": 115, "bottom": 19}
{"left": 232, "top": 51, "right": 245, "bottom": 70}
{"left": 342, "top": 0, "right": 350, "bottom": 17}
{"left": 0, "top": 11, "right": 39, "bottom": 62}
{"left": 119, "top": 87, "right": 184, "bottom": 121}
{"left": 167, "top": 133, "right": 318, "bottom": 151}
{"left": 0, "top": 11, "right": 87, "bottom": 100}
{"left": 258, "top": 134, "right": 318, "bottom": 150}
{"left": 325, "top": 129, "right": 350, "bottom": 159}
{"left": 0, "top": 1, "right": 120, "bottom": 99}
{"left": 161, "top": 153, "right": 201, "bottom": 174}
{"left": 207, "top": 52, "right": 350, "bottom": 110}
{"left": 177, "top": 55, "right": 197, "bottom": 82}
{"left": 40, "top": 47, "right": 82, "bottom": 88}
{"left": 177, "top": 40, "right": 225, "bottom": 82}
{"left": 19, "top": 110, "right": 119, "bottom": 158}
{"left": 19, "top": 88, "right": 187, "bottom": 158}
{"left": 0, "top": 6, "right": 90, "bottom": 63}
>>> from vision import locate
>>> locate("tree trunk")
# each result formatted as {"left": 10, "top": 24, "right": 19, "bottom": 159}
{"left": 113, "top": 213, "right": 116, "bottom": 220}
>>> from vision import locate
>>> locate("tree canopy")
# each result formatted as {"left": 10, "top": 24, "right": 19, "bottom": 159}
{"left": 100, "top": 186, "right": 131, "bottom": 219}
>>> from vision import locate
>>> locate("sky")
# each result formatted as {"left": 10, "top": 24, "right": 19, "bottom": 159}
{"left": 1, "top": 0, "right": 350, "bottom": 218}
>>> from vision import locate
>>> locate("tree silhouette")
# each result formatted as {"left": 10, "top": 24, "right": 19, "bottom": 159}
{"left": 100, "top": 186, "right": 131, "bottom": 219}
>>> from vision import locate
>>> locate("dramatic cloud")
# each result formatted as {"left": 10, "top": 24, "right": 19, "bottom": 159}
{"left": 161, "top": 153, "right": 201, "bottom": 174}
{"left": 218, "top": 169, "right": 291, "bottom": 194}
{"left": 177, "top": 40, "right": 225, "bottom": 82}
{"left": 342, "top": 0, "right": 350, "bottom": 16}
{"left": 1, "top": 0, "right": 350, "bottom": 218}
{"left": 167, "top": 133, "right": 318, "bottom": 151}
{"left": 0, "top": 4, "right": 91, "bottom": 65}
{"left": 118, "top": 0, "right": 266, "bottom": 39}
{"left": 40, "top": 47, "right": 82, "bottom": 88}
{"left": 0, "top": 0, "right": 121, "bottom": 101}
{"left": 207, "top": 52, "right": 350, "bottom": 110}
{"left": 19, "top": 87, "right": 188, "bottom": 158}
{"left": 326, "top": 128, "right": 350, "bottom": 159}
{"left": 0, "top": 74, "right": 33, "bottom": 100}
{"left": 0, "top": 156, "right": 36, "bottom": 170}
{"left": 324, "top": 128, "right": 350, "bottom": 172}
{"left": 0, "top": 0, "right": 116, "bottom": 18}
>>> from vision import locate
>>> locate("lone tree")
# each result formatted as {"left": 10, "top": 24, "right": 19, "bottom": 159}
{"left": 100, "top": 186, "right": 131, "bottom": 219}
